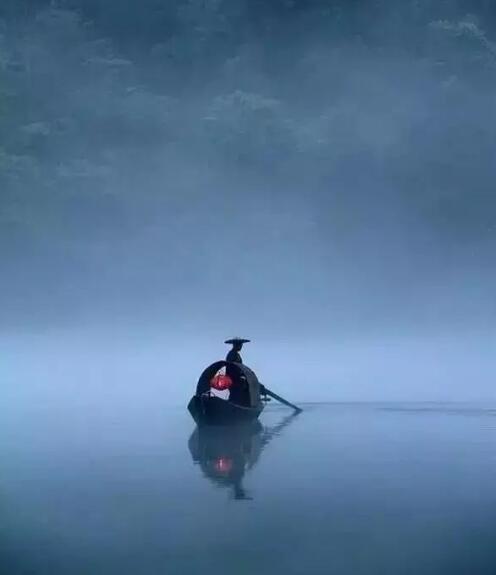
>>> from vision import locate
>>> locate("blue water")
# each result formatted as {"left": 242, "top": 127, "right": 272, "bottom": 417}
{"left": 1, "top": 402, "right": 495, "bottom": 574}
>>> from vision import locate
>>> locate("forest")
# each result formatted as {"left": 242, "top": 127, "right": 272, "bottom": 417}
{"left": 1, "top": 1, "right": 495, "bottom": 332}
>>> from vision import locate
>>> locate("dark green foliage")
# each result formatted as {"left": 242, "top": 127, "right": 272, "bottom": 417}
{"left": 1, "top": 1, "right": 495, "bottom": 325}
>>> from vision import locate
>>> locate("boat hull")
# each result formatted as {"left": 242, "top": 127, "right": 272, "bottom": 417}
{"left": 188, "top": 395, "right": 264, "bottom": 426}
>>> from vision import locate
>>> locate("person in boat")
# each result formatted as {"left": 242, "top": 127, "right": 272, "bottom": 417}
{"left": 225, "top": 338, "right": 251, "bottom": 407}
{"left": 225, "top": 337, "right": 247, "bottom": 364}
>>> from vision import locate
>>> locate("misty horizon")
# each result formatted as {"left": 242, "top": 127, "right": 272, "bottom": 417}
{"left": 1, "top": 1, "right": 495, "bottom": 401}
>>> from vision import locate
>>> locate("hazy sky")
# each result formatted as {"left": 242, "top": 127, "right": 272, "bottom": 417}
{"left": 1, "top": 1, "right": 495, "bottom": 401}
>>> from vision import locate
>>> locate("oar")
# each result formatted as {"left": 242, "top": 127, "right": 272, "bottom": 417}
{"left": 262, "top": 387, "right": 302, "bottom": 412}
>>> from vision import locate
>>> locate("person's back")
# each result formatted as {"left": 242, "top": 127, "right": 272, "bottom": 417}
{"left": 225, "top": 338, "right": 246, "bottom": 368}
{"left": 224, "top": 338, "right": 250, "bottom": 406}
{"left": 226, "top": 347, "right": 243, "bottom": 364}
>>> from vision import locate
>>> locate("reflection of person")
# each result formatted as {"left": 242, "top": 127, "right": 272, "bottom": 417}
{"left": 188, "top": 413, "right": 300, "bottom": 502}
{"left": 188, "top": 423, "right": 262, "bottom": 501}
{"left": 225, "top": 338, "right": 250, "bottom": 406}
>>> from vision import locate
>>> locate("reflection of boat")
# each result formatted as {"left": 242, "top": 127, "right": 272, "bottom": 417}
{"left": 188, "top": 413, "right": 299, "bottom": 500}
{"left": 188, "top": 361, "right": 264, "bottom": 426}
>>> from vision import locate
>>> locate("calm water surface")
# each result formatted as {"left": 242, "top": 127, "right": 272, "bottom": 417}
{"left": 2, "top": 401, "right": 495, "bottom": 574}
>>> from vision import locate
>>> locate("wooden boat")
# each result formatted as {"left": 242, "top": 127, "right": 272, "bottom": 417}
{"left": 188, "top": 360, "right": 264, "bottom": 426}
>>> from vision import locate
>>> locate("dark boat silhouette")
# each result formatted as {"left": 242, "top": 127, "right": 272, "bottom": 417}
{"left": 188, "top": 360, "right": 265, "bottom": 426}
{"left": 188, "top": 344, "right": 302, "bottom": 426}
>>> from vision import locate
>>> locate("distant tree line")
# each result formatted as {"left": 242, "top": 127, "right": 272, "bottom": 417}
{"left": 1, "top": 0, "right": 495, "bottom": 324}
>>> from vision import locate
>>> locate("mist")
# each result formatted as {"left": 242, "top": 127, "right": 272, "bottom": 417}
{"left": 1, "top": 1, "right": 495, "bottom": 403}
